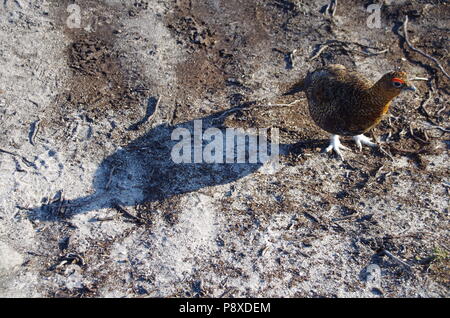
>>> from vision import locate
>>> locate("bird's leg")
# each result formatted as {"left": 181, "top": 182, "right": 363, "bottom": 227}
{"left": 352, "top": 134, "right": 377, "bottom": 151}
{"left": 325, "top": 135, "right": 349, "bottom": 160}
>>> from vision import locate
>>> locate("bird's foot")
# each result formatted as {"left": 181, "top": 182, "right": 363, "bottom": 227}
{"left": 352, "top": 134, "right": 377, "bottom": 151}
{"left": 325, "top": 135, "right": 349, "bottom": 160}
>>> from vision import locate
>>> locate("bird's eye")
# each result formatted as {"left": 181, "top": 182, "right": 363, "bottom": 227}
{"left": 392, "top": 78, "right": 404, "bottom": 88}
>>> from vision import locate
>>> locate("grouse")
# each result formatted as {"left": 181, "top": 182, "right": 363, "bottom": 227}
{"left": 285, "top": 64, "right": 417, "bottom": 159}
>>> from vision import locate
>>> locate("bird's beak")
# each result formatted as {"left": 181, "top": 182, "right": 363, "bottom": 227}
{"left": 403, "top": 84, "right": 417, "bottom": 92}
{"left": 405, "top": 77, "right": 428, "bottom": 92}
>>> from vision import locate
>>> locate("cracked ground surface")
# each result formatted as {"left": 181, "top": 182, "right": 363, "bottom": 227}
{"left": 0, "top": 0, "right": 448, "bottom": 297}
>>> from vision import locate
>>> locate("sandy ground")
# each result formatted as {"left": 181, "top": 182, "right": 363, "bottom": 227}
{"left": 0, "top": 0, "right": 448, "bottom": 297}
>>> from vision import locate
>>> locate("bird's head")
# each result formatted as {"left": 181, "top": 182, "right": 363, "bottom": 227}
{"left": 378, "top": 71, "right": 417, "bottom": 97}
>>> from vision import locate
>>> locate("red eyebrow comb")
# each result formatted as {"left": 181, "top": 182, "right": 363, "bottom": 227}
{"left": 392, "top": 78, "right": 405, "bottom": 84}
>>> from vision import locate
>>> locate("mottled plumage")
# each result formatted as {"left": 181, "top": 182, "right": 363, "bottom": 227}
{"left": 285, "top": 64, "right": 416, "bottom": 159}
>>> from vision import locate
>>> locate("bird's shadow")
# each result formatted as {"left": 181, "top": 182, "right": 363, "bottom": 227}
{"left": 30, "top": 104, "right": 308, "bottom": 221}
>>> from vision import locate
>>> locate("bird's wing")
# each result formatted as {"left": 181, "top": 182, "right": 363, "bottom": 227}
{"left": 307, "top": 65, "right": 371, "bottom": 107}
{"left": 283, "top": 65, "right": 348, "bottom": 96}
{"left": 306, "top": 65, "right": 375, "bottom": 135}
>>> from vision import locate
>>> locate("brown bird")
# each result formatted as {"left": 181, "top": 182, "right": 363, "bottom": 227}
{"left": 285, "top": 64, "right": 417, "bottom": 159}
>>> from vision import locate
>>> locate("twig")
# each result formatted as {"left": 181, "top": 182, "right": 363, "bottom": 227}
{"left": 0, "top": 148, "right": 18, "bottom": 157}
{"left": 148, "top": 96, "right": 161, "bottom": 122}
{"left": 29, "top": 119, "right": 40, "bottom": 146}
{"left": 330, "top": 0, "right": 337, "bottom": 17}
{"left": 14, "top": 0, "right": 23, "bottom": 9}
{"left": 132, "top": 86, "right": 149, "bottom": 92}
{"left": 418, "top": 89, "right": 435, "bottom": 122}
{"left": 403, "top": 15, "right": 450, "bottom": 80}
{"left": 436, "top": 104, "right": 446, "bottom": 116}
{"left": 93, "top": 216, "right": 115, "bottom": 222}
{"left": 354, "top": 48, "right": 389, "bottom": 56}
{"left": 212, "top": 107, "right": 243, "bottom": 121}
{"left": 303, "top": 211, "right": 321, "bottom": 224}
{"left": 211, "top": 102, "right": 255, "bottom": 122}
{"left": 263, "top": 99, "right": 304, "bottom": 107}
{"left": 323, "top": 0, "right": 337, "bottom": 17}
{"left": 309, "top": 43, "right": 330, "bottom": 61}
{"left": 105, "top": 165, "right": 118, "bottom": 190}
{"left": 291, "top": 49, "right": 298, "bottom": 66}
{"left": 126, "top": 96, "right": 162, "bottom": 131}
{"left": 337, "top": 40, "right": 385, "bottom": 51}
{"left": 409, "top": 77, "right": 429, "bottom": 81}
{"left": 112, "top": 202, "right": 143, "bottom": 224}
{"left": 168, "top": 103, "right": 177, "bottom": 126}
{"left": 309, "top": 40, "right": 388, "bottom": 61}
{"left": 381, "top": 249, "right": 412, "bottom": 271}
{"left": 0, "top": 148, "right": 34, "bottom": 167}
{"left": 332, "top": 212, "right": 360, "bottom": 222}
{"left": 377, "top": 145, "right": 394, "bottom": 161}
{"left": 422, "top": 122, "right": 450, "bottom": 133}
{"left": 389, "top": 144, "right": 425, "bottom": 155}
{"left": 28, "top": 99, "right": 39, "bottom": 107}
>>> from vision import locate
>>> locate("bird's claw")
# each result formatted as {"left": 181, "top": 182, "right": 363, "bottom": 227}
{"left": 325, "top": 135, "right": 348, "bottom": 160}
{"left": 352, "top": 134, "right": 377, "bottom": 151}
